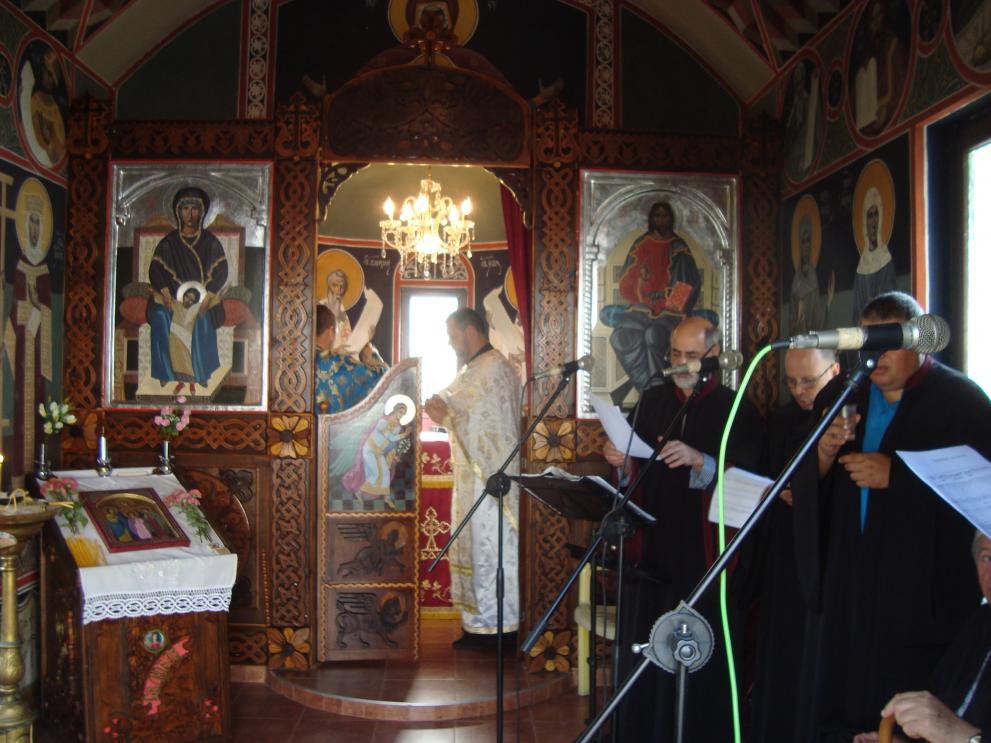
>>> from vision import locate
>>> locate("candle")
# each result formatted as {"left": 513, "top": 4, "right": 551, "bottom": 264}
{"left": 0, "top": 453, "right": 4, "bottom": 493}
{"left": 98, "top": 434, "right": 108, "bottom": 461}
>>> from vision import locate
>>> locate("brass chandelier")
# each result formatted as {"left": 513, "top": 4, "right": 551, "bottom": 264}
{"left": 379, "top": 169, "right": 474, "bottom": 275}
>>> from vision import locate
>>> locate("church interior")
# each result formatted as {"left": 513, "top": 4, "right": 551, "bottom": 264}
{"left": 0, "top": 0, "right": 989, "bottom": 741}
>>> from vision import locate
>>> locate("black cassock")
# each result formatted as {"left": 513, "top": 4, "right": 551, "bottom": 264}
{"left": 928, "top": 603, "right": 991, "bottom": 735}
{"left": 615, "top": 374, "right": 763, "bottom": 742}
{"left": 738, "top": 399, "right": 819, "bottom": 743}
{"left": 792, "top": 359, "right": 991, "bottom": 739}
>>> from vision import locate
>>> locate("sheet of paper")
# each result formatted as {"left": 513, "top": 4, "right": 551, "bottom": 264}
{"left": 590, "top": 394, "right": 653, "bottom": 458}
{"left": 897, "top": 445, "right": 991, "bottom": 537}
{"left": 707, "top": 467, "right": 774, "bottom": 529}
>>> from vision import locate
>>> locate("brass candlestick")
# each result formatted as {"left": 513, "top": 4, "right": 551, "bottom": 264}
{"left": 0, "top": 498, "right": 60, "bottom": 741}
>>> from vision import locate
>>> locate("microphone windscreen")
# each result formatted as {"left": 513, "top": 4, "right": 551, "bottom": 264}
{"left": 911, "top": 314, "right": 951, "bottom": 353}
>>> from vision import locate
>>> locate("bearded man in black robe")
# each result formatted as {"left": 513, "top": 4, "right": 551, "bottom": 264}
{"left": 792, "top": 291, "right": 991, "bottom": 740}
{"left": 603, "top": 315, "right": 763, "bottom": 741}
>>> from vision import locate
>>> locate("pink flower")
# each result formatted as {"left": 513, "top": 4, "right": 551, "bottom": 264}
{"left": 176, "top": 395, "right": 187, "bottom": 404}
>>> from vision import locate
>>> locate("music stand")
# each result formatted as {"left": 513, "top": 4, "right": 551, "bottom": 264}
{"left": 513, "top": 472, "right": 655, "bottom": 726}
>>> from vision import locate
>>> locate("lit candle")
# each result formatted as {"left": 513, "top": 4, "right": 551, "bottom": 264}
{"left": 0, "top": 453, "right": 4, "bottom": 493}
{"left": 98, "top": 433, "right": 108, "bottom": 462}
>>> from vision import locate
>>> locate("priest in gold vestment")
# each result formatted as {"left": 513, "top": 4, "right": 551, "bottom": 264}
{"left": 425, "top": 307, "right": 521, "bottom": 648}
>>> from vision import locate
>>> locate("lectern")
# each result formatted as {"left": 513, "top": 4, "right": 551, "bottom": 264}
{"left": 39, "top": 468, "right": 236, "bottom": 741}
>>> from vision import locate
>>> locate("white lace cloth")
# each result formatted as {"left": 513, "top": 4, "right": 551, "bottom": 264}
{"left": 51, "top": 468, "right": 237, "bottom": 625}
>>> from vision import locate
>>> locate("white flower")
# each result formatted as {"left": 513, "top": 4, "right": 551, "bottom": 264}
{"left": 49, "top": 401, "right": 58, "bottom": 416}
{"left": 38, "top": 402, "right": 46, "bottom": 418}
{"left": 64, "top": 413, "right": 76, "bottom": 425}
{"left": 43, "top": 422, "right": 53, "bottom": 435}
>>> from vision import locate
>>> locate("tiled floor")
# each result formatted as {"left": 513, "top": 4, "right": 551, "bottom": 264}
{"left": 34, "top": 619, "right": 596, "bottom": 741}
{"left": 229, "top": 680, "right": 589, "bottom": 742}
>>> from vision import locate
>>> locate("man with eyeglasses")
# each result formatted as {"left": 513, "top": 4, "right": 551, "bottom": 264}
{"left": 603, "top": 315, "right": 762, "bottom": 741}
{"left": 790, "top": 292, "right": 991, "bottom": 741}
{"left": 744, "top": 348, "right": 839, "bottom": 743}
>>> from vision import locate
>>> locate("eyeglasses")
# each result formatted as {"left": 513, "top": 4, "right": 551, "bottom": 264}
{"left": 784, "top": 365, "right": 833, "bottom": 390}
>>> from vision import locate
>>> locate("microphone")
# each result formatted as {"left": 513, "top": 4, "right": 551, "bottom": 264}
{"left": 532, "top": 354, "right": 594, "bottom": 380}
{"left": 661, "top": 350, "right": 744, "bottom": 377}
{"left": 788, "top": 314, "right": 950, "bottom": 353}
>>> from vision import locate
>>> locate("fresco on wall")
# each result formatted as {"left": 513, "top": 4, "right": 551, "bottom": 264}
{"left": 0, "top": 163, "right": 64, "bottom": 486}
{"left": 315, "top": 248, "right": 391, "bottom": 414}
{"left": 481, "top": 264, "right": 525, "bottom": 382}
{"left": 15, "top": 38, "right": 68, "bottom": 170}
{"left": 951, "top": 0, "right": 991, "bottom": 71}
{"left": 789, "top": 194, "right": 833, "bottom": 334}
{"left": 108, "top": 163, "right": 270, "bottom": 408}
{"left": 919, "top": 0, "right": 945, "bottom": 46}
{"left": 275, "top": 0, "right": 586, "bottom": 121}
{"left": 320, "top": 360, "right": 420, "bottom": 514}
{"left": 848, "top": 0, "right": 912, "bottom": 138}
{"left": 781, "top": 135, "right": 911, "bottom": 338}
{"left": 579, "top": 171, "right": 739, "bottom": 413}
{"left": 783, "top": 56, "right": 826, "bottom": 182}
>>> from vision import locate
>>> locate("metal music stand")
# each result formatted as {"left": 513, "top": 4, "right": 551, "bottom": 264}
{"left": 513, "top": 473, "right": 656, "bottom": 720}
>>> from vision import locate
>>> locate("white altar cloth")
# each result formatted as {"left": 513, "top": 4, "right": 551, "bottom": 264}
{"left": 50, "top": 468, "right": 237, "bottom": 625}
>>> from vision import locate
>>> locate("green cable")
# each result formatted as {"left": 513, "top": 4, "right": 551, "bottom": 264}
{"left": 715, "top": 344, "right": 774, "bottom": 743}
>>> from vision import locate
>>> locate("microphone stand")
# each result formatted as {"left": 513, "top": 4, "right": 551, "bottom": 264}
{"left": 428, "top": 369, "right": 576, "bottom": 743}
{"left": 521, "top": 376, "right": 706, "bottom": 738}
{"left": 573, "top": 354, "right": 876, "bottom": 743}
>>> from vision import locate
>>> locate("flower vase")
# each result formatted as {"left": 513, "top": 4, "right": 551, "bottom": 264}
{"left": 156, "top": 439, "right": 173, "bottom": 475}
{"left": 35, "top": 441, "right": 52, "bottom": 481}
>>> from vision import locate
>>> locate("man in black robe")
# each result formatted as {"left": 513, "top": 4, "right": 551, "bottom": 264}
{"left": 792, "top": 291, "right": 991, "bottom": 740}
{"left": 744, "top": 347, "right": 839, "bottom": 742}
{"left": 853, "top": 529, "right": 991, "bottom": 743}
{"left": 603, "top": 315, "right": 763, "bottom": 741}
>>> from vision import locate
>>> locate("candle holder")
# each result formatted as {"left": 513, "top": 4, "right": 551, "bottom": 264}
{"left": 35, "top": 442, "right": 52, "bottom": 481}
{"left": 155, "top": 439, "right": 173, "bottom": 476}
{"left": 0, "top": 499, "right": 60, "bottom": 739}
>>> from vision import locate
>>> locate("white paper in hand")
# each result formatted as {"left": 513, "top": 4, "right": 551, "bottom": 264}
{"left": 897, "top": 445, "right": 991, "bottom": 538}
{"left": 707, "top": 467, "right": 773, "bottom": 529}
{"left": 590, "top": 394, "right": 653, "bottom": 458}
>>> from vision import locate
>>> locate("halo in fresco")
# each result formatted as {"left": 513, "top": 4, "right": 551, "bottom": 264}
{"left": 388, "top": 0, "right": 478, "bottom": 45}
{"left": 316, "top": 248, "right": 365, "bottom": 311}
{"left": 852, "top": 159, "right": 895, "bottom": 255}
{"left": 16, "top": 38, "right": 68, "bottom": 169}
{"left": 379, "top": 520, "right": 409, "bottom": 548}
{"left": 503, "top": 266, "right": 518, "bottom": 311}
{"left": 14, "top": 176, "right": 53, "bottom": 266}
{"left": 385, "top": 394, "right": 416, "bottom": 425}
{"left": 790, "top": 194, "right": 822, "bottom": 271}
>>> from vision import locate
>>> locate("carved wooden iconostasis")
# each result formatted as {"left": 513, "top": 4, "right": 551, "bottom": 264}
{"left": 59, "top": 38, "right": 779, "bottom": 673}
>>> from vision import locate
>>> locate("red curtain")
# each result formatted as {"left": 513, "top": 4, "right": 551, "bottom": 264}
{"left": 500, "top": 185, "right": 532, "bottom": 379}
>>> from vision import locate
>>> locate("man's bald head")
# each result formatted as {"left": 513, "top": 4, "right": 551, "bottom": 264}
{"left": 784, "top": 348, "right": 840, "bottom": 411}
{"left": 669, "top": 316, "right": 720, "bottom": 390}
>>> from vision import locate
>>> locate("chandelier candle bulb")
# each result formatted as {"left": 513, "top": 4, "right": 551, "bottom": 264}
{"left": 379, "top": 170, "right": 476, "bottom": 276}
